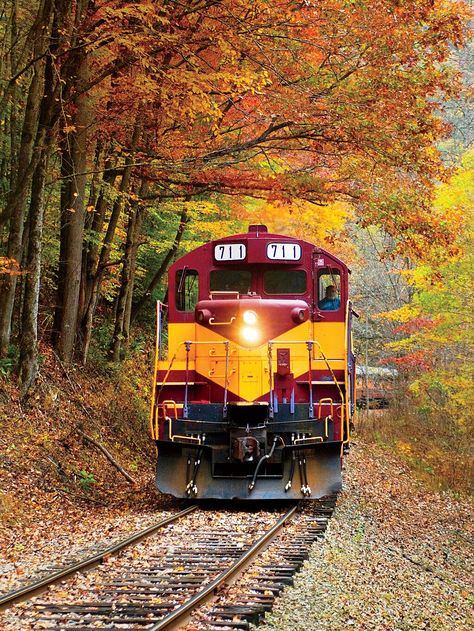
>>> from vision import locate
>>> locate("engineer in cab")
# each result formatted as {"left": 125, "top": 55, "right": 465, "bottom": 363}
{"left": 318, "top": 285, "right": 340, "bottom": 310}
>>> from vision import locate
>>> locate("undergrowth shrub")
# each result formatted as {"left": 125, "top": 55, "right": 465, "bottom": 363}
{"left": 356, "top": 382, "right": 473, "bottom": 494}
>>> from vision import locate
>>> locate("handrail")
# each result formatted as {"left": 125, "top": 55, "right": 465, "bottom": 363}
{"left": 150, "top": 301, "right": 163, "bottom": 441}
{"left": 152, "top": 400, "right": 184, "bottom": 441}
{"left": 184, "top": 340, "right": 231, "bottom": 346}
{"left": 267, "top": 343, "right": 274, "bottom": 418}
{"left": 162, "top": 399, "right": 178, "bottom": 419}
{"left": 318, "top": 398, "right": 334, "bottom": 440}
{"left": 318, "top": 397, "right": 334, "bottom": 418}
{"left": 156, "top": 340, "right": 233, "bottom": 422}
{"left": 157, "top": 340, "right": 231, "bottom": 389}
{"left": 209, "top": 316, "right": 236, "bottom": 325}
{"left": 223, "top": 341, "right": 230, "bottom": 418}
{"left": 168, "top": 418, "right": 201, "bottom": 444}
{"left": 184, "top": 342, "right": 191, "bottom": 418}
{"left": 306, "top": 341, "right": 314, "bottom": 418}
{"left": 155, "top": 342, "right": 184, "bottom": 407}
{"left": 311, "top": 337, "right": 346, "bottom": 435}
{"left": 151, "top": 407, "right": 159, "bottom": 440}
{"left": 268, "top": 338, "right": 346, "bottom": 438}
{"left": 208, "top": 316, "right": 236, "bottom": 326}
{"left": 343, "top": 301, "right": 352, "bottom": 447}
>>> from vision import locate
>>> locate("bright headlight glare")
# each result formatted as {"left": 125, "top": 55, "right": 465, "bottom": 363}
{"left": 241, "top": 326, "right": 259, "bottom": 344}
{"left": 243, "top": 310, "right": 257, "bottom": 325}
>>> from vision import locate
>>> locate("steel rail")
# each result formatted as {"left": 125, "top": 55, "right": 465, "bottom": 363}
{"left": 148, "top": 503, "right": 299, "bottom": 631}
{"left": 0, "top": 505, "right": 198, "bottom": 611}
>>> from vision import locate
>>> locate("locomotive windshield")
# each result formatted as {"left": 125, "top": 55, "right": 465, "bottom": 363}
{"left": 210, "top": 269, "right": 251, "bottom": 294}
{"left": 263, "top": 269, "right": 306, "bottom": 295}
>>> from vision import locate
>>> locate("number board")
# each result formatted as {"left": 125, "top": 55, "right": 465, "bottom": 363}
{"left": 266, "top": 242, "right": 302, "bottom": 261}
{"left": 214, "top": 243, "right": 246, "bottom": 261}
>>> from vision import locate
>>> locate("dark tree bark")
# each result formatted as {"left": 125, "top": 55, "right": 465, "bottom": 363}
{"left": 0, "top": 0, "right": 53, "bottom": 356}
{"left": 18, "top": 149, "right": 49, "bottom": 395}
{"left": 53, "top": 12, "right": 92, "bottom": 363}
{"left": 79, "top": 141, "right": 104, "bottom": 321}
{"left": 8, "top": 0, "right": 20, "bottom": 189}
{"left": 110, "top": 205, "right": 137, "bottom": 362}
{"left": 110, "top": 179, "right": 147, "bottom": 361}
{"left": 17, "top": 3, "right": 59, "bottom": 394}
{"left": 123, "top": 195, "right": 146, "bottom": 345}
{"left": 0, "top": 0, "right": 62, "bottom": 232}
{"left": 79, "top": 153, "right": 117, "bottom": 326}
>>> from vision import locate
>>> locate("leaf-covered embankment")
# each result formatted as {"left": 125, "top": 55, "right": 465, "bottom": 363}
{"left": 260, "top": 437, "right": 474, "bottom": 630}
{"left": 0, "top": 344, "right": 168, "bottom": 558}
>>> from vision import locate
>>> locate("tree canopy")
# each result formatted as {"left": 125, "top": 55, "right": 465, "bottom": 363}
{"left": 0, "top": 0, "right": 470, "bottom": 392}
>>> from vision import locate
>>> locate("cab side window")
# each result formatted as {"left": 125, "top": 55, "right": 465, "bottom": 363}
{"left": 176, "top": 269, "right": 199, "bottom": 311}
{"left": 318, "top": 270, "right": 341, "bottom": 310}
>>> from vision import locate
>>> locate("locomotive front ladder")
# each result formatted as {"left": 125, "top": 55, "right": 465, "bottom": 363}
{"left": 153, "top": 338, "right": 233, "bottom": 421}
{"left": 267, "top": 338, "right": 348, "bottom": 443}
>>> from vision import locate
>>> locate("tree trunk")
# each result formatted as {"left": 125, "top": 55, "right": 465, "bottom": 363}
{"left": 8, "top": 0, "right": 20, "bottom": 187}
{"left": 0, "top": 0, "right": 57, "bottom": 231}
{"left": 0, "top": 209, "right": 26, "bottom": 355}
{"left": 110, "top": 177, "right": 148, "bottom": 361}
{"left": 79, "top": 119, "right": 142, "bottom": 364}
{"left": 0, "top": 0, "right": 53, "bottom": 356}
{"left": 123, "top": 199, "right": 146, "bottom": 345}
{"left": 17, "top": 5, "right": 58, "bottom": 395}
{"left": 78, "top": 140, "right": 102, "bottom": 322}
{"left": 18, "top": 149, "right": 49, "bottom": 396}
{"left": 110, "top": 206, "right": 137, "bottom": 362}
{"left": 130, "top": 205, "right": 189, "bottom": 324}
{"left": 79, "top": 141, "right": 105, "bottom": 322}
{"left": 79, "top": 153, "right": 117, "bottom": 328}
{"left": 53, "top": 46, "right": 90, "bottom": 363}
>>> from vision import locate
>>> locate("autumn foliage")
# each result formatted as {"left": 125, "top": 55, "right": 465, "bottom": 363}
{"left": 0, "top": 0, "right": 470, "bottom": 388}
{"left": 367, "top": 149, "right": 474, "bottom": 491}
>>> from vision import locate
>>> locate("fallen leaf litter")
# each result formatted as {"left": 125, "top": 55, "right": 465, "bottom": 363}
{"left": 1, "top": 437, "right": 472, "bottom": 630}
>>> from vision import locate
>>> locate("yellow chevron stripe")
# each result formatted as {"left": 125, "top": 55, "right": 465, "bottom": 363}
{"left": 159, "top": 321, "right": 345, "bottom": 402}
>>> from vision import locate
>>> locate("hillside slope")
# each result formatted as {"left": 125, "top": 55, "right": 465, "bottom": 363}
{"left": 0, "top": 345, "right": 171, "bottom": 552}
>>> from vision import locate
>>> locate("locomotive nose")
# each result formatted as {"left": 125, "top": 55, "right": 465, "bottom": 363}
{"left": 194, "top": 297, "right": 311, "bottom": 348}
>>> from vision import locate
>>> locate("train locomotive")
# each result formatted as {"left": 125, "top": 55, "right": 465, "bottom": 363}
{"left": 150, "top": 225, "right": 356, "bottom": 500}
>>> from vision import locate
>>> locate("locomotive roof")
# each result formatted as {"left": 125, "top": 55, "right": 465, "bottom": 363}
{"left": 172, "top": 225, "right": 349, "bottom": 270}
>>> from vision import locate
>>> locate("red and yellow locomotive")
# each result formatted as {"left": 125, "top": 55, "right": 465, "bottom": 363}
{"left": 150, "top": 225, "right": 356, "bottom": 499}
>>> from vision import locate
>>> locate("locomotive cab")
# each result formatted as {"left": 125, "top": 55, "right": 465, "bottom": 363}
{"left": 150, "top": 225, "right": 356, "bottom": 499}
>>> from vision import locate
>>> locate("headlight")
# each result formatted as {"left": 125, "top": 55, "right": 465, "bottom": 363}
{"left": 243, "top": 310, "right": 257, "bottom": 325}
{"left": 241, "top": 326, "right": 260, "bottom": 345}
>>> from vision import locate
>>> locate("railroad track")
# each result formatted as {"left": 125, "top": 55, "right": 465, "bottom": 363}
{"left": 0, "top": 506, "right": 198, "bottom": 611}
{"left": 0, "top": 497, "right": 337, "bottom": 630}
{"left": 185, "top": 497, "right": 336, "bottom": 630}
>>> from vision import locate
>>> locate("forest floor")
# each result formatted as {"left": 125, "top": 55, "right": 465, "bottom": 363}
{"left": 0, "top": 345, "right": 177, "bottom": 596}
{"left": 1, "top": 355, "right": 473, "bottom": 629}
{"left": 260, "top": 439, "right": 474, "bottom": 630}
